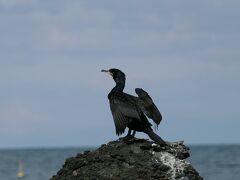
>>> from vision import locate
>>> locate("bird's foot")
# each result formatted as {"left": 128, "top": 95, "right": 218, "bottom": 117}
{"left": 125, "top": 134, "right": 135, "bottom": 139}
{"left": 123, "top": 134, "right": 135, "bottom": 141}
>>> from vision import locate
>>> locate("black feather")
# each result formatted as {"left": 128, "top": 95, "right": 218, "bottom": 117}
{"left": 135, "top": 88, "right": 162, "bottom": 127}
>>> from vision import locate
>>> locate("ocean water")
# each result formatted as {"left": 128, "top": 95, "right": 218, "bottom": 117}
{"left": 0, "top": 145, "right": 239, "bottom": 180}
{"left": 0, "top": 147, "right": 94, "bottom": 180}
{"left": 188, "top": 145, "right": 240, "bottom": 180}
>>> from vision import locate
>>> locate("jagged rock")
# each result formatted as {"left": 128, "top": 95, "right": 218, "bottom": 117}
{"left": 51, "top": 138, "right": 202, "bottom": 180}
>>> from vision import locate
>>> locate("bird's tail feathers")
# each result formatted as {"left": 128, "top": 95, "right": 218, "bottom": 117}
{"left": 145, "top": 130, "right": 165, "bottom": 145}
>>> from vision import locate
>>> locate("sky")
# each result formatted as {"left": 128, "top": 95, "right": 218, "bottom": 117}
{"left": 0, "top": 0, "right": 239, "bottom": 148}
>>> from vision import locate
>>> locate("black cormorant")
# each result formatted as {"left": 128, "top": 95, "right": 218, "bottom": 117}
{"left": 101, "top": 68, "right": 166, "bottom": 145}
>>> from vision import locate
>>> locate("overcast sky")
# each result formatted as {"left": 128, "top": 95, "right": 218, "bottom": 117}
{"left": 0, "top": 0, "right": 239, "bottom": 148}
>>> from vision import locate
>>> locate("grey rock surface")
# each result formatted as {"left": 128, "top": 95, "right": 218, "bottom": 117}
{"left": 51, "top": 138, "right": 202, "bottom": 180}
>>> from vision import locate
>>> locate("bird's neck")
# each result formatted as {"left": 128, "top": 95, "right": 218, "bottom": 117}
{"left": 109, "top": 78, "right": 125, "bottom": 94}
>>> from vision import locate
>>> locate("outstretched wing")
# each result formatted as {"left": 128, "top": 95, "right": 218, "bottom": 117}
{"left": 109, "top": 92, "right": 141, "bottom": 135}
{"left": 135, "top": 88, "right": 162, "bottom": 128}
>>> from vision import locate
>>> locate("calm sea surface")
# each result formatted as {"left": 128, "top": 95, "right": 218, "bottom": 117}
{"left": 0, "top": 145, "right": 239, "bottom": 180}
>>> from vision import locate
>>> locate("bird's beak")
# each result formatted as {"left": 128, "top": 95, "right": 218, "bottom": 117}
{"left": 101, "top": 69, "right": 113, "bottom": 77}
{"left": 101, "top": 69, "right": 109, "bottom": 73}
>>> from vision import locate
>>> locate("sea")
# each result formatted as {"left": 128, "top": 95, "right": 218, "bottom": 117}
{"left": 0, "top": 145, "right": 239, "bottom": 180}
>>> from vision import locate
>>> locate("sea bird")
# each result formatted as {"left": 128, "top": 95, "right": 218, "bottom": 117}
{"left": 101, "top": 68, "right": 166, "bottom": 145}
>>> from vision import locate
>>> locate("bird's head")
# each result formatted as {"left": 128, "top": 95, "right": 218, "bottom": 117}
{"left": 101, "top": 68, "right": 126, "bottom": 82}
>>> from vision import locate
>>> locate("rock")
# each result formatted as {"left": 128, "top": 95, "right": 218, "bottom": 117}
{"left": 50, "top": 137, "right": 202, "bottom": 180}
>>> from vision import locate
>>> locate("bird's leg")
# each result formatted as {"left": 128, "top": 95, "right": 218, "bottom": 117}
{"left": 123, "top": 129, "right": 134, "bottom": 140}
{"left": 126, "top": 129, "right": 132, "bottom": 137}
{"left": 131, "top": 130, "right": 136, "bottom": 137}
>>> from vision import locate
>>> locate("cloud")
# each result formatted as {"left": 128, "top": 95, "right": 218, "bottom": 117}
{"left": 1, "top": 0, "right": 239, "bottom": 61}
{"left": 0, "top": 0, "right": 32, "bottom": 6}
{"left": 0, "top": 101, "right": 49, "bottom": 134}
